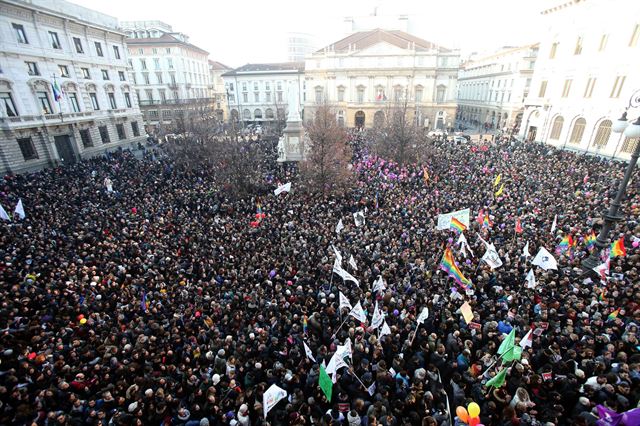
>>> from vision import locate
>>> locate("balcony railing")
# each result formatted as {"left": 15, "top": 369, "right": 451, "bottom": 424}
{"left": 0, "top": 110, "right": 126, "bottom": 126}
{"left": 138, "top": 97, "right": 216, "bottom": 106}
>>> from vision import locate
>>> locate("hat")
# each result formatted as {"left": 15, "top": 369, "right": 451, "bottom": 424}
{"left": 217, "top": 349, "right": 225, "bottom": 357}
{"left": 206, "top": 351, "right": 214, "bottom": 360}
{"left": 239, "top": 404, "right": 248, "bottom": 414}
{"left": 212, "top": 374, "right": 221, "bottom": 385}
{"left": 128, "top": 402, "right": 138, "bottom": 413}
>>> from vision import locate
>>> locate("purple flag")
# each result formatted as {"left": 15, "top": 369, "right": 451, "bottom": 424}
{"left": 596, "top": 405, "right": 623, "bottom": 426}
{"left": 621, "top": 407, "right": 640, "bottom": 425}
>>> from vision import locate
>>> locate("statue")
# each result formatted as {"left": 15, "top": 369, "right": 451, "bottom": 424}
{"left": 286, "top": 81, "right": 301, "bottom": 122}
{"left": 277, "top": 136, "right": 286, "bottom": 162}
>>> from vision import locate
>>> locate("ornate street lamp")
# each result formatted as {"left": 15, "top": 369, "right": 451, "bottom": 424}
{"left": 582, "top": 89, "right": 640, "bottom": 272}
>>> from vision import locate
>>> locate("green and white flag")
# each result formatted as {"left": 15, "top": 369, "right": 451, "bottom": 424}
{"left": 319, "top": 364, "right": 333, "bottom": 402}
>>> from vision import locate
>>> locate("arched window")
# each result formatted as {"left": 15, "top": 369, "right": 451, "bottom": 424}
{"left": 414, "top": 85, "right": 423, "bottom": 102}
{"left": 254, "top": 108, "right": 262, "bottom": 119}
{"left": 265, "top": 108, "right": 274, "bottom": 119}
{"left": 356, "top": 86, "right": 366, "bottom": 103}
{"left": 592, "top": 120, "right": 612, "bottom": 147}
{"left": 242, "top": 109, "right": 251, "bottom": 120}
{"left": 621, "top": 137, "right": 638, "bottom": 154}
{"left": 568, "top": 118, "right": 586, "bottom": 144}
{"left": 314, "top": 86, "right": 323, "bottom": 103}
{"left": 549, "top": 116, "right": 564, "bottom": 140}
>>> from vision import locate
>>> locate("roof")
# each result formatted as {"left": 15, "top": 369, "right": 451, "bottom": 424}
{"left": 125, "top": 33, "right": 209, "bottom": 55}
{"left": 222, "top": 62, "right": 305, "bottom": 77}
{"left": 316, "top": 28, "right": 450, "bottom": 54}
{"left": 208, "top": 60, "right": 232, "bottom": 71}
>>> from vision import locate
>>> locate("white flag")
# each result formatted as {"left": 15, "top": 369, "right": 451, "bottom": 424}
{"left": 523, "top": 241, "right": 531, "bottom": 258}
{"left": 476, "top": 232, "right": 491, "bottom": 249}
{"left": 457, "top": 232, "right": 474, "bottom": 258}
{"left": 333, "top": 262, "right": 360, "bottom": 286}
{"left": 353, "top": 211, "right": 365, "bottom": 227}
{"left": 348, "top": 255, "right": 357, "bottom": 271}
{"left": 339, "top": 291, "right": 352, "bottom": 311}
{"left": 273, "top": 182, "right": 292, "bottom": 195}
{"left": 550, "top": 214, "right": 557, "bottom": 234}
{"left": 263, "top": 384, "right": 288, "bottom": 419}
{"left": 371, "top": 302, "right": 384, "bottom": 329}
{"left": 379, "top": 321, "right": 391, "bottom": 339}
{"left": 349, "top": 302, "right": 367, "bottom": 323}
{"left": 303, "top": 341, "right": 316, "bottom": 363}
{"left": 337, "top": 338, "right": 353, "bottom": 360}
{"left": 525, "top": 269, "right": 536, "bottom": 288}
{"left": 14, "top": 199, "right": 25, "bottom": 220}
{"left": 532, "top": 247, "right": 558, "bottom": 270}
{"left": 593, "top": 259, "right": 610, "bottom": 282}
{"left": 0, "top": 204, "right": 10, "bottom": 222}
{"left": 481, "top": 245, "right": 503, "bottom": 269}
{"left": 520, "top": 329, "right": 533, "bottom": 349}
{"left": 417, "top": 307, "right": 429, "bottom": 324}
{"left": 372, "top": 275, "right": 386, "bottom": 293}
{"left": 335, "top": 219, "right": 344, "bottom": 234}
{"left": 367, "top": 382, "right": 376, "bottom": 396}
{"left": 331, "top": 245, "right": 343, "bottom": 265}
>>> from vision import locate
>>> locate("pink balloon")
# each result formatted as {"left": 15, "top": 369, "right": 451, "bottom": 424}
{"left": 633, "top": 241, "right": 639, "bottom": 248}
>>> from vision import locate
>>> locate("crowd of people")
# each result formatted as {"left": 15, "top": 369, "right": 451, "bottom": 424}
{"left": 0, "top": 133, "right": 638, "bottom": 426}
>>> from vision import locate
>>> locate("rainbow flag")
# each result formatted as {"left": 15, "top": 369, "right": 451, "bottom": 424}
{"left": 450, "top": 217, "right": 467, "bottom": 233}
{"left": 557, "top": 235, "right": 574, "bottom": 253}
{"left": 440, "top": 248, "right": 471, "bottom": 288}
{"left": 610, "top": 237, "right": 626, "bottom": 258}
{"left": 585, "top": 232, "right": 597, "bottom": 251}
{"left": 141, "top": 292, "right": 148, "bottom": 312}
{"left": 598, "top": 288, "right": 606, "bottom": 301}
{"left": 607, "top": 308, "right": 620, "bottom": 321}
{"left": 303, "top": 315, "right": 308, "bottom": 335}
{"left": 483, "top": 214, "right": 492, "bottom": 228}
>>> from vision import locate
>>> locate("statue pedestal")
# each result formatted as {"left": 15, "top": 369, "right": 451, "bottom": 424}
{"left": 277, "top": 119, "right": 306, "bottom": 162}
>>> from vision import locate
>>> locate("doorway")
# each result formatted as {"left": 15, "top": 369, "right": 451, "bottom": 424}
{"left": 355, "top": 110, "right": 365, "bottom": 128}
{"left": 526, "top": 126, "right": 537, "bottom": 142}
{"left": 54, "top": 135, "right": 76, "bottom": 165}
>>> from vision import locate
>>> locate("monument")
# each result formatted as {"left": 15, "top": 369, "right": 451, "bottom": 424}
{"left": 277, "top": 81, "right": 307, "bottom": 162}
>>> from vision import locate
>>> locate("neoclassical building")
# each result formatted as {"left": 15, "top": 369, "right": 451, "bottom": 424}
{"left": 520, "top": 0, "right": 640, "bottom": 159}
{"left": 303, "top": 28, "right": 460, "bottom": 130}
{"left": 456, "top": 44, "right": 539, "bottom": 132}
{"left": 0, "top": 0, "right": 145, "bottom": 174}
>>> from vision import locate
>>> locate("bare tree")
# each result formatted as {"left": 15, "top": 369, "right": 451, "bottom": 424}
{"left": 301, "top": 102, "right": 352, "bottom": 195}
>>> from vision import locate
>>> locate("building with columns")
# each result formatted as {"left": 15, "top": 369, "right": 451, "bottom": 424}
{"left": 0, "top": 0, "right": 144, "bottom": 174}
{"left": 520, "top": 0, "right": 640, "bottom": 159}
{"left": 456, "top": 44, "right": 539, "bottom": 133}
{"left": 222, "top": 62, "right": 305, "bottom": 127}
{"left": 121, "top": 20, "right": 213, "bottom": 133}
{"left": 303, "top": 28, "right": 460, "bottom": 129}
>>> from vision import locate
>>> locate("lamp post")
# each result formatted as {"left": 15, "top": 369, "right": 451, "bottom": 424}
{"left": 582, "top": 89, "right": 640, "bottom": 272}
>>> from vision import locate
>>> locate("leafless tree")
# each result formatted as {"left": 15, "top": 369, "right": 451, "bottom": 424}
{"left": 300, "top": 101, "right": 352, "bottom": 195}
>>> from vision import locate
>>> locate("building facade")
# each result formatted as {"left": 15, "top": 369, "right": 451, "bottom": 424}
{"left": 456, "top": 44, "right": 539, "bottom": 133}
{"left": 208, "top": 60, "right": 232, "bottom": 122}
{"left": 222, "top": 62, "right": 305, "bottom": 127}
{"left": 121, "top": 20, "right": 213, "bottom": 133}
{"left": 286, "top": 32, "right": 316, "bottom": 62}
{"left": 303, "top": 29, "right": 460, "bottom": 129}
{"left": 520, "top": 0, "right": 640, "bottom": 159}
{"left": 0, "top": 0, "right": 144, "bottom": 174}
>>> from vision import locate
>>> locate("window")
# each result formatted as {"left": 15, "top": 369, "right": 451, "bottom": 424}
{"left": 265, "top": 108, "right": 274, "bottom": 119}
{"left": 610, "top": 76, "right": 626, "bottom": 98}
{"left": 254, "top": 109, "right": 262, "bottom": 119}
{"left": 394, "top": 87, "right": 403, "bottom": 102}
{"left": 569, "top": 118, "right": 586, "bottom": 144}
{"left": 243, "top": 109, "right": 251, "bottom": 120}
{"left": 574, "top": 36, "right": 583, "bottom": 55}
{"left": 593, "top": 120, "right": 612, "bottom": 148}
{"left": 154, "top": 58, "right": 160, "bottom": 69}
{"left": 101, "top": 69, "right": 109, "bottom": 80}
{"left": 73, "top": 37, "right": 84, "bottom": 53}
{"left": 145, "top": 89, "right": 153, "bottom": 101}
{"left": 561, "top": 79, "right": 572, "bottom": 97}
{"left": 167, "top": 58, "right": 173, "bottom": 69}
{"left": 630, "top": 24, "right": 640, "bottom": 47}
{"left": 59, "top": 65, "right": 69, "bottom": 77}
{"left": 356, "top": 87, "right": 364, "bottom": 103}
{"left": 1, "top": 93, "right": 18, "bottom": 117}
{"left": 148, "top": 110, "right": 158, "bottom": 119}
{"left": 116, "top": 123, "right": 126, "bottom": 140}
{"left": 242, "top": 82, "right": 247, "bottom": 92}
{"left": 228, "top": 94, "right": 235, "bottom": 102}
{"left": 143, "top": 73, "right": 150, "bottom": 85}
{"left": 49, "top": 31, "right": 61, "bottom": 49}
{"left": 12, "top": 23, "right": 28, "bottom": 44}
{"left": 137, "top": 48, "right": 143, "bottom": 54}
{"left": 68, "top": 93, "right": 80, "bottom": 112}
{"left": 81, "top": 68, "right": 90, "bottom": 79}
{"left": 17, "top": 137, "right": 38, "bottom": 160}
{"left": 95, "top": 42, "right": 103, "bottom": 57}
{"left": 229, "top": 83, "right": 234, "bottom": 92}
{"left": 90, "top": 93, "right": 99, "bottom": 110}
{"left": 599, "top": 34, "right": 608, "bottom": 51}
{"left": 37, "top": 91, "right": 52, "bottom": 114}
{"left": 166, "top": 48, "right": 171, "bottom": 54}
{"left": 549, "top": 116, "right": 564, "bottom": 140}
{"left": 113, "top": 46, "right": 121, "bottom": 59}
{"left": 155, "top": 72, "right": 162, "bottom": 84}
{"left": 79, "top": 129, "right": 92, "bottom": 147}
{"left": 131, "top": 121, "right": 140, "bottom": 136}
{"left": 265, "top": 92, "right": 271, "bottom": 102}
{"left": 118, "top": 71, "right": 126, "bottom": 81}
{"left": 108, "top": 93, "right": 117, "bottom": 109}
{"left": 436, "top": 86, "right": 446, "bottom": 103}
{"left": 26, "top": 62, "right": 39, "bottom": 76}
{"left": 265, "top": 82, "right": 270, "bottom": 91}
{"left": 415, "top": 87, "right": 423, "bottom": 102}
{"left": 254, "top": 92, "right": 259, "bottom": 102}
{"left": 124, "top": 92, "right": 132, "bottom": 108}
{"left": 169, "top": 74, "right": 176, "bottom": 85}
{"left": 621, "top": 137, "right": 638, "bottom": 154}
{"left": 277, "top": 91, "right": 282, "bottom": 102}
{"left": 159, "top": 90, "right": 166, "bottom": 102}
{"left": 162, "top": 110, "right": 172, "bottom": 120}
{"left": 277, "top": 82, "right": 282, "bottom": 91}
{"left": 99, "top": 125, "right": 110, "bottom": 143}
{"left": 152, "top": 48, "right": 158, "bottom": 55}
{"left": 549, "top": 42, "right": 559, "bottom": 59}
{"left": 584, "top": 77, "right": 597, "bottom": 98}
{"left": 538, "top": 80, "right": 548, "bottom": 97}
{"left": 140, "top": 59, "right": 147, "bottom": 70}
{"left": 338, "top": 87, "right": 345, "bottom": 102}
{"left": 242, "top": 93, "right": 248, "bottom": 103}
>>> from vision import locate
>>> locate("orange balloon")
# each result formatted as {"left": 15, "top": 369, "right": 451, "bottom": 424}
{"left": 456, "top": 406, "right": 469, "bottom": 423}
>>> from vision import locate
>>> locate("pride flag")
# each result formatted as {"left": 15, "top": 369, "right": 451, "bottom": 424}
{"left": 450, "top": 217, "right": 467, "bottom": 234}
{"left": 440, "top": 248, "right": 471, "bottom": 288}
{"left": 303, "top": 315, "right": 308, "bottom": 335}
{"left": 607, "top": 308, "right": 620, "bottom": 321}
{"left": 585, "top": 232, "right": 597, "bottom": 251}
{"left": 483, "top": 214, "right": 492, "bottom": 228}
{"left": 610, "top": 237, "right": 626, "bottom": 258}
{"left": 557, "top": 235, "right": 574, "bottom": 254}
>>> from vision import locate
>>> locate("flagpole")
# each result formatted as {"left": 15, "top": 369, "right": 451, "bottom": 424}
{"left": 51, "top": 74, "right": 63, "bottom": 123}
{"left": 331, "top": 315, "right": 350, "bottom": 340}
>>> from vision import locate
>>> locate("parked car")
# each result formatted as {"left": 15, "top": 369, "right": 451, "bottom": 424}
{"left": 428, "top": 129, "right": 447, "bottom": 138}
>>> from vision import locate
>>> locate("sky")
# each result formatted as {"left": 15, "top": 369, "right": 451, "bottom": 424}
{"left": 73, "top": 0, "right": 546, "bottom": 68}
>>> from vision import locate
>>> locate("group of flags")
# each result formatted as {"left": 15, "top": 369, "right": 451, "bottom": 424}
{"left": 0, "top": 199, "right": 25, "bottom": 222}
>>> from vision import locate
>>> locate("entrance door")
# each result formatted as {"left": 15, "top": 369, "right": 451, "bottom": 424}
{"left": 527, "top": 126, "right": 537, "bottom": 142}
{"left": 54, "top": 135, "right": 76, "bottom": 165}
{"left": 355, "top": 111, "right": 365, "bottom": 128}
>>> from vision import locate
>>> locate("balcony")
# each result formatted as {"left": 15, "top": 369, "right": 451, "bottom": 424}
{"left": 138, "top": 97, "right": 216, "bottom": 107}
{"left": 1, "top": 111, "right": 96, "bottom": 127}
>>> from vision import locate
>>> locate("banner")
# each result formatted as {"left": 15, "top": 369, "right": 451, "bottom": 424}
{"left": 263, "top": 384, "right": 287, "bottom": 419}
{"left": 437, "top": 208, "right": 470, "bottom": 230}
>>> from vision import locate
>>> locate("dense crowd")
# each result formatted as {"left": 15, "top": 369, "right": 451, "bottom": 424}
{"left": 0, "top": 134, "right": 638, "bottom": 426}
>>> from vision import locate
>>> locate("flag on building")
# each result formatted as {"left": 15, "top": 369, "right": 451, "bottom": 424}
{"left": 440, "top": 248, "right": 472, "bottom": 288}
{"left": 14, "top": 199, "right": 25, "bottom": 220}
{"left": 450, "top": 217, "right": 467, "bottom": 233}
{"left": 52, "top": 80, "right": 63, "bottom": 101}
{"left": 610, "top": 237, "right": 626, "bottom": 258}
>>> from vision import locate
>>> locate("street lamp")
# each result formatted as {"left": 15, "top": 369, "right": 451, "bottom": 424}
{"left": 582, "top": 89, "right": 640, "bottom": 272}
